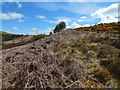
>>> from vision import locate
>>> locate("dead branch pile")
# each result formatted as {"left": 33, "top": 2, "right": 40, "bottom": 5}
{"left": 2, "top": 43, "right": 87, "bottom": 89}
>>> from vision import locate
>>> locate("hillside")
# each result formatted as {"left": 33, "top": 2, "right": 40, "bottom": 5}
{"left": 2, "top": 25, "right": 120, "bottom": 89}
{"left": 0, "top": 31, "right": 32, "bottom": 49}
{"left": 1, "top": 31, "right": 47, "bottom": 49}
{"left": 75, "top": 22, "right": 120, "bottom": 32}
{"left": 0, "top": 31, "right": 23, "bottom": 41}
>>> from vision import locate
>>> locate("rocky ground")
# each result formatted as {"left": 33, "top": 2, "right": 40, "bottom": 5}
{"left": 2, "top": 30, "right": 120, "bottom": 89}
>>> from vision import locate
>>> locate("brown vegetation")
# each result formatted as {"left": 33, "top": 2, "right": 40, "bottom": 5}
{"left": 2, "top": 22, "right": 120, "bottom": 89}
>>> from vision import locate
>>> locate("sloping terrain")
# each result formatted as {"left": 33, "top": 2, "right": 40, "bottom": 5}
{"left": 0, "top": 31, "right": 33, "bottom": 49}
{"left": 2, "top": 29, "right": 120, "bottom": 89}
{"left": 1, "top": 31, "right": 48, "bottom": 50}
{"left": 0, "top": 31, "right": 23, "bottom": 42}
{"left": 75, "top": 22, "right": 120, "bottom": 32}
{"left": 2, "top": 35, "right": 33, "bottom": 50}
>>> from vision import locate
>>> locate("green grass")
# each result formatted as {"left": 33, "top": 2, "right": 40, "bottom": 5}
{"left": 31, "top": 34, "right": 47, "bottom": 41}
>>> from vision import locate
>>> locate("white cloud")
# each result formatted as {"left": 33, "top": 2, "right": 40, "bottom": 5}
{"left": 80, "top": 16, "right": 87, "bottom": 19}
{"left": 36, "top": 15, "right": 45, "bottom": 19}
{"left": 77, "top": 19, "right": 83, "bottom": 22}
{"left": 32, "top": 28, "right": 38, "bottom": 31}
{"left": 45, "top": 20, "right": 57, "bottom": 24}
{"left": 91, "top": 3, "right": 118, "bottom": 23}
{"left": 83, "top": 24, "right": 90, "bottom": 27}
{"left": 45, "top": 17, "right": 73, "bottom": 24}
{"left": 13, "top": 27, "right": 18, "bottom": 30}
{"left": 0, "top": 13, "right": 23, "bottom": 20}
{"left": 30, "top": 27, "right": 53, "bottom": 35}
{"left": 76, "top": 16, "right": 87, "bottom": 22}
{"left": 67, "top": 22, "right": 91, "bottom": 28}
{"left": 42, "top": 27, "right": 54, "bottom": 34}
{"left": 46, "top": 16, "right": 85, "bottom": 24}
{"left": 100, "top": 16, "right": 118, "bottom": 23}
{"left": 67, "top": 22, "right": 81, "bottom": 28}
{"left": 71, "top": 22, "right": 81, "bottom": 28}
{"left": 29, "top": 31, "right": 37, "bottom": 35}
{"left": 32, "top": 28, "right": 40, "bottom": 35}
{"left": 56, "top": 17, "right": 72, "bottom": 24}
{"left": 56, "top": 16, "right": 87, "bottom": 24}
{"left": 12, "top": 27, "right": 19, "bottom": 33}
{"left": 57, "top": 18, "right": 71, "bottom": 23}
{"left": 16, "top": 2, "right": 22, "bottom": 8}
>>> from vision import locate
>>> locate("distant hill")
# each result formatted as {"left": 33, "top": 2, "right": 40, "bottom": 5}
{"left": 1, "top": 31, "right": 47, "bottom": 49}
{"left": 0, "top": 31, "right": 31, "bottom": 49}
{"left": 0, "top": 31, "right": 23, "bottom": 41}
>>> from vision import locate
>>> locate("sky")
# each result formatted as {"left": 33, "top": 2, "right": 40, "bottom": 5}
{"left": 0, "top": 1, "right": 119, "bottom": 35}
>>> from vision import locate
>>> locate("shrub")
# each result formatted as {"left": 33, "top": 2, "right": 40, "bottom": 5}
{"left": 92, "top": 67, "right": 112, "bottom": 84}
{"left": 32, "top": 34, "right": 47, "bottom": 41}
{"left": 100, "top": 59, "right": 120, "bottom": 80}
{"left": 0, "top": 43, "right": 5, "bottom": 46}
{"left": 111, "top": 39, "right": 120, "bottom": 49}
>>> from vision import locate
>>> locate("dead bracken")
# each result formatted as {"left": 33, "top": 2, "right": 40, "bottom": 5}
{"left": 2, "top": 30, "right": 120, "bottom": 89}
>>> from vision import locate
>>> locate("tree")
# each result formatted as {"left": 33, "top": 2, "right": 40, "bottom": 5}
{"left": 49, "top": 32, "right": 52, "bottom": 35}
{"left": 53, "top": 21, "right": 66, "bottom": 33}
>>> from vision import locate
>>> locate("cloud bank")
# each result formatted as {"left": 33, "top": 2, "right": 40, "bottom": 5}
{"left": 91, "top": 3, "right": 118, "bottom": 23}
{"left": 0, "top": 13, "right": 23, "bottom": 20}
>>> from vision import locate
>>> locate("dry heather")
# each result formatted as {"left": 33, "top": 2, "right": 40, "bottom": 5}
{"left": 2, "top": 30, "right": 120, "bottom": 89}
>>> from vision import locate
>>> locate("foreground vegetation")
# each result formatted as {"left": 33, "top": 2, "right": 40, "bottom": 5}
{"left": 53, "top": 31, "right": 120, "bottom": 88}
{"left": 2, "top": 22, "right": 120, "bottom": 88}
